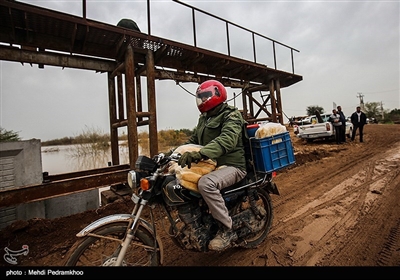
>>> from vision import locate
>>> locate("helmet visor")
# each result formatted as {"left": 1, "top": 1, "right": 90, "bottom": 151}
{"left": 196, "top": 90, "right": 213, "bottom": 108}
{"left": 197, "top": 91, "right": 213, "bottom": 100}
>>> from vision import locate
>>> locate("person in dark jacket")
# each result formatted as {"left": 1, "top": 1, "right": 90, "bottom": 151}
{"left": 337, "top": 105, "right": 347, "bottom": 143}
{"left": 329, "top": 109, "right": 343, "bottom": 144}
{"left": 350, "top": 106, "right": 367, "bottom": 142}
{"left": 177, "top": 79, "right": 247, "bottom": 251}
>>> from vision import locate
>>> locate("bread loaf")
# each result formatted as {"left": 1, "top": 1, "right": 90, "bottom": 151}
{"left": 255, "top": 123, "right": 287, "bottom": 143}
{"left": 167, "top": 144, "right": 217, "bottom": 192}
{"left": 178, "top": 179, "right": 199, "bottom": 192}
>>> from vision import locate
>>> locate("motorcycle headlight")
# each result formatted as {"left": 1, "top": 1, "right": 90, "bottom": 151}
{"left": 127, "top": 170, "right": 138, "bottom": 190}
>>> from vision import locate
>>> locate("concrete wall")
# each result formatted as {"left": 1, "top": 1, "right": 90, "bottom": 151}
{"left": 0, "top": 139, "right": 42, "bottom": 188}
{"left": 0, "top": 139, "right": 99, "bottom": 229}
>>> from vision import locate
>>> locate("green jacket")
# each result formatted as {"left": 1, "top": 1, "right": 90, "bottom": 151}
{"left": 186, "top": 103, "right": 247, "bottom": 170}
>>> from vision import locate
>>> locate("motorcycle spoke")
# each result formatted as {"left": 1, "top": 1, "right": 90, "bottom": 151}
{"left": 65, "top": 223, "right": 159, "bottom": 266}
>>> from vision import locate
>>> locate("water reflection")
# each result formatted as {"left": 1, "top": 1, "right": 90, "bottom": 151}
{"left": 41, "top": 142, "right": 134, "bottom": 175}
{"left": 41, "top": 141, "right": 169, "bottom": 175}
{"left": 41, "top": 142, "right": 169, "bottom": 206}
{"left": 41, "top": 142, "right": 154, "bottom": 206}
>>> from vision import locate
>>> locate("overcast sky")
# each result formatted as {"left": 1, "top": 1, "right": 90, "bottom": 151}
{"left": 1, "top": 0, "right": 399, "bottom": 141}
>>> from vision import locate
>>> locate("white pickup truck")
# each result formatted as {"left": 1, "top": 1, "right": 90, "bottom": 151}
{"left": 293, "top": 113, "right": 353, "bottom": 142}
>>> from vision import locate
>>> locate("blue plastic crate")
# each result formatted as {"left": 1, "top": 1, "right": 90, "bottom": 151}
{"left": 248, "top": 131, "right": 295, "bottom": 172}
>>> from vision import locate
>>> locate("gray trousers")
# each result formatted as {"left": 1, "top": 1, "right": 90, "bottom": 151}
{"left": 197, "top": 166, "right": 247, "bottom": 229}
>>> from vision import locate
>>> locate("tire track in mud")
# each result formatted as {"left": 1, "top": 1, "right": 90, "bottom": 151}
{"left": 275, "top": 126, "right": 400, "bottom": 211}
{"left": 316, "top": 149, "right": 400, "bottom": 266}
{"left": 304, "top": 164, "right": 399, "bottom": 266}
{"left": 377, "top": 219, "right": 400, "bottom": 266}
{"left": 318, "top": 171, "right": 400, "bottom": 266}
{"left": 267, "top": 165, "right": 373, "bottom": 266}
{"left": 160, "top": 127, "right": 400, "bottom": 267}
{"left": 157, "top": 147, "right": 369, "bottom": 266}
{"left": 272, "top": 147, "right": 375, "bottom": 211}
{"left": 267, "top": 142, "right": 400, "bottom": 266}
{"left": 218, "top": 139, "right": 397, "bottom": 266}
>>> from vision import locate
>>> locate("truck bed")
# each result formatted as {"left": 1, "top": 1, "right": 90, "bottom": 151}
{"left": 294, "top": 114, "right": 353, "bottom": 142}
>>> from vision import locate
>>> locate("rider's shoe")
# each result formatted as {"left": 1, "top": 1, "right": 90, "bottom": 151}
{"left": 208, "top": 226, "right": 238, "bottom": 251}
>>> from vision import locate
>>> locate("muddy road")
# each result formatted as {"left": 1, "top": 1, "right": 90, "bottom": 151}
{"left": 1, "top": 124, "right": 399, "bottom": 272}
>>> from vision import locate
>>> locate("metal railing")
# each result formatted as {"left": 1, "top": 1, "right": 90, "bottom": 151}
{"left": 78, "top": 0, "right": 299, "bottom": 74}
{"left": 172, "top": 0, "right": 299, "bottom": 74}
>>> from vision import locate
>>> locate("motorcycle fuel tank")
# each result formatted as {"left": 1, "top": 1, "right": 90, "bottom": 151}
{"left": 162, "top": 177, "right": 200, "bottom": 206}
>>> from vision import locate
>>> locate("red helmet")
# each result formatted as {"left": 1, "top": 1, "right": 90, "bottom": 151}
{"left": 196, "top": 80, "right": 227, "bottom": 113}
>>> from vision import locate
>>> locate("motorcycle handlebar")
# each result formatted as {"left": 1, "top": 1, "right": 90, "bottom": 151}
{"left": 169, "top": 153, "right": 181, "bottom": 161}
{"left": 153, "top": 152, "right": 181, "bottom": 165}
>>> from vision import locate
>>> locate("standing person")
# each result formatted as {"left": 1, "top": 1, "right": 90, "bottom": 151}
{"left": 289, "top": 116, "right": 295, "bottom": 127}
{"left": 350, "top": 106, "right": 367, "bottom": 142}
{"left": 328, "top": 109, "right": 343, "bottom": 144}
{"left": 177, "top": 79, "right": 247, "bottom": 251}
{"left": 337, "top": 105, "right": 346, "bottom": 143}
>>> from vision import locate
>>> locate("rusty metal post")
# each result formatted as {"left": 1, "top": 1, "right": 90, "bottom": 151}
{"left": 136, "top": 75, "right": 143, "bottom": 123}
{"left": 192, "top": 8, "right": 197, "bottom": 47}
{"left": 82, "top": 0, "right": 86, "bottom": 19}
{"left": 226, "top": 22, "right": 230, "bottom": 56}
{"left": 117, "top": 74, "right": 124, "bottom": 121}
{"left": 108, "top": 72, "right": 119, "bottom": 165}
{"left": 248, "top": 89, "right": 255, "bottom": 120}
{"left": 275, "top": 79, "right": 283, "bottom": 124}
{"left": 252, "top": 32, "right": 256, "bottom": 63}
{"left": 269, "top": 79, "right": 277, "bottom": 123}
{"left": 241, "top": 87, "right": 248, "bottom": 121}
{"left": 147, "top": 0, "right": 151, "bottom": 35}
{"left": 291, "top": 49, "right": 295, "bottom": 74}
{"left": 146, "top": 49, "right": 158, "bottom": 157}
{"left": 125, "top": 45, "right": 138, "bottom": 168}
{"left": 273, "top": 41, "right": 277, "bottom": 70}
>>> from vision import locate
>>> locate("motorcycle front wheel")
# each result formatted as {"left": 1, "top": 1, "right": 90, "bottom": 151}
{"left": 64, "top": 222, "right": 160, "bottom": 266}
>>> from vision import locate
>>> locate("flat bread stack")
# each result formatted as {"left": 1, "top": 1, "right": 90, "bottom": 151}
{"left": 168, "top": 144, "right": 217, "bottom": 192}
{"left": 255, "top": 123, "right": 287, "bottom": 143}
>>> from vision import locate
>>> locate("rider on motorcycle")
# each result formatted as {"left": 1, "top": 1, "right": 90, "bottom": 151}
{"left": 177, "top": 79, "right": 247, "bottom": 251}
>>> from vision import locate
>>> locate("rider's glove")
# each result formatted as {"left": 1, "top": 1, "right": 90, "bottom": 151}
{"left": 178, "top": 151, "right": 203, "bottom": 169}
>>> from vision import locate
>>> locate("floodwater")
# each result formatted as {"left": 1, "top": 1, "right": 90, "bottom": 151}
{"left": 41, "top": 143, "right": 132, "bottom": 205}
{"left": 41, "top": 143, "right": 131, "bottom": 175}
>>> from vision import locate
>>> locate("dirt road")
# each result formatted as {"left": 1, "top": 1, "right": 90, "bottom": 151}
{"left": 1, "top": 124, "right": 399, "bottom": 271}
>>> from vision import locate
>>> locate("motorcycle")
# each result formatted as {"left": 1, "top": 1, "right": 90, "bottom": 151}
{"left": 64, "top": 150, "right": 280, "bottom": 266}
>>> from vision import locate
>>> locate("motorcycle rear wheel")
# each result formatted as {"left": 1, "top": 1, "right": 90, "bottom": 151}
{"left": 64, "top": 222, "right": 160, "bottom": 266}
{"left": 234, "top": 188, "right": 273, "bottom": 248}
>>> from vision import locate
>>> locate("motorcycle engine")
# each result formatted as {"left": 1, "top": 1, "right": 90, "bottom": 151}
{"left": 175, "top": 202, "right": 212, "bottom": 252}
